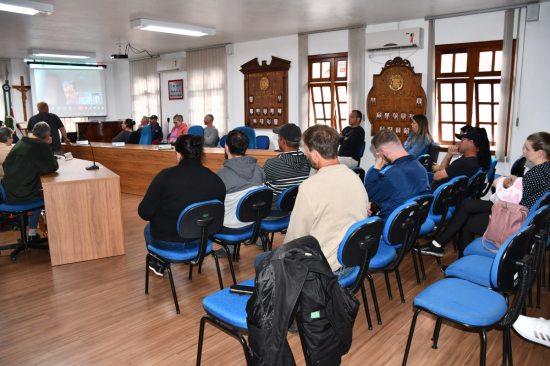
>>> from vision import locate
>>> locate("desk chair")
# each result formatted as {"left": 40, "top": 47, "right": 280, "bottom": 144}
{"left": 235, "top": 126, "right": 256, "bottom": 149}
{"left": 403, "top": 225, "right": 536, "bottom": 366}
{"left": 255, "top": 136, "right": 270, "bottom": 150}
{"left": 145, "top": 200, "right": 224, "bottom": 314}
{"left": 336, "top": 217, "right": 384, "bottom": 329}
{"left": 259, "top": 185, "right": 299, "bottom": 251}
{"left": 0, "top": 184, "right": 47, "bottom": 261}
{"left": 212, "top": 187, "right": 273, "bottom": 283}
{"left": 188, "top": 125, "right": 205, "bottom": 136}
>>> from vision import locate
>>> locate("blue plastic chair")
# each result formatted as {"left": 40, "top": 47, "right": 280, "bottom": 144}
{"left": 402, "top": 224, "right": 536, "bottom": 366}
{"left": 188, "top": 125, "right": 205, "bottom": 137}
{"left": 467, "top": 169, "right": 487, "bottom": 199}
{"left": 405, "top": 194, "right": 434, "bottom": 284}
{"left": 144, "top": 200, "right": 225, "bottom": 314}
{"left": 219, "top": 134, "right": 227, "bottom": 148}
{"left": 0, "top": 183, "right": 46, "bottom": 261}
{"left": 356, "top": 141, "right": 366, "bottom": 165}
{"left": 259, "top": 185, "right": 299, "bottom": 251}
{"left": 255, "top": 135, "right": 270, "bottom": 150}
{"left": 336, "top": 217, "right": 384, "bottom": 330}
{"left": 235, "top": 126, "right": 256, "bottom": 149}
{"left": 481, "top": 157, "right": 498, "bottom": 196}
{"left": 138, "top": 125, "right": 152, "bottom": 145}
{"left": 212, "top": 187, "right": 273, "bottom": 276}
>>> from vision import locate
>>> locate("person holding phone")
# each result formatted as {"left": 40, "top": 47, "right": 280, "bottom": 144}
{"left": 365, "top": 129, "right": 430, "bottom": 219}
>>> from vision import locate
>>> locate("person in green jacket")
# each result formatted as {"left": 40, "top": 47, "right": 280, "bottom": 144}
{"left": 2, "top": 122, "right": 59, "bottom": 240}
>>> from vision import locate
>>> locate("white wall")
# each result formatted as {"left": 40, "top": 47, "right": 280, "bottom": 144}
{"left": 308, "top": 30, "right": 348, "bottom": 55}
{"left": 159, "top": 70, "right": 188, "bottom": 138}
{"left": 108, "top": 60, "right": 132, "bottom": 121}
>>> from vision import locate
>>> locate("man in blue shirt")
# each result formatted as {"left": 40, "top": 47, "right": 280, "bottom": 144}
{"left": 149, "top": 115, "right": 163, "bottom": 144}
{"left": 365, "top": 129, "right": 430, "bottom": 219}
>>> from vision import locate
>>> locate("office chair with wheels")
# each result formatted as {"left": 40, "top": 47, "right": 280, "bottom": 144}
{"left": 144, "top": 200, "right": 225, "bottom": 314}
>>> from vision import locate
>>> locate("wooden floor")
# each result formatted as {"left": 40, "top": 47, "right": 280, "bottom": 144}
{"left": 1, "top": 194, "right": 549, "bottom": 365}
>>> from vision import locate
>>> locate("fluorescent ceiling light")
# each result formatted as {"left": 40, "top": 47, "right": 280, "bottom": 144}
{"left": 0, "top": 0, "right": 53, "bottom": 15}
{"left": 29, "top": 49, "right": 96, "bottom": 59}
{"left": 28, "top": 63, "right": 105, "bottom": 70}
{"left": 130, "top": 18, "right": 215, "bottom": 37}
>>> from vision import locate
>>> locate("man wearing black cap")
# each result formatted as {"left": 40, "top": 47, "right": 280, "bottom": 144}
{"left": 430, "top": 127, "right": 483, "bottom": 190}
{"left": 149, "top": 115, "right": 163, "bottom": 144}
{"left": 264, "top": 123, "right": 310, "bottom": 207}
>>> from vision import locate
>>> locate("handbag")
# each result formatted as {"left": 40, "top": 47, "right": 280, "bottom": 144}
{"left": 482, "top": 200, "right": 529, "bottom": 253}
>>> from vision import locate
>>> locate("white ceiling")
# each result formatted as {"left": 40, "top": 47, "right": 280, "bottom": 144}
{"left": 0, "top": 0, "right": 538, "bottom": 61}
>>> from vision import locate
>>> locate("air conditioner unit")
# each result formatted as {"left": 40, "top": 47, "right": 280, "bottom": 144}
{"left": 366, "top": 27, "right": 423, "bottom": 52}
{"left": 157, "top": 58, "right": 185, "bottom": 72}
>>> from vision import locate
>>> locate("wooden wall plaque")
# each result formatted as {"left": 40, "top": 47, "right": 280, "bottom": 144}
{"left": 240, "top": 56, "right": 290, "bottom": 129}
{"left": 366, "top": 57, "right": 426, "bottom": 143}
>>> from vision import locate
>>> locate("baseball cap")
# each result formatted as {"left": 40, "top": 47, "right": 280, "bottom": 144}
{"left": 454, "top": 125, "right": 474, "bottom": 140}
{"left": 456, "top": 127, "right": 484, "bottom": 147}
{"left": 273, "top": 123, "right": 301, "bottom": 143}
{"left": 150, "top": 114, "right": 158, "bottom": 120}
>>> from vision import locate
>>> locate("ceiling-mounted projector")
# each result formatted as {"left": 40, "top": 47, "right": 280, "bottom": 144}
{"left": 110, "top": 54, "right": 128, "bottom": 59}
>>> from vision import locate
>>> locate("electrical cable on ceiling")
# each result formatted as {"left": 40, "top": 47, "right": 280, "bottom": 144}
{"left": 125, "top": 43, "right": 156, "bottom": 58}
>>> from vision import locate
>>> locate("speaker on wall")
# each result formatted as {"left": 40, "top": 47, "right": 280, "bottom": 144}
{"left": 526, "top": 3, "right": 540, "bottom": 22}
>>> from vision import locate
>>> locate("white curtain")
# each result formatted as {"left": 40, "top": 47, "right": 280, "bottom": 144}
{"left": 298, "top": 34, "right": 309, "bottom": 130}
{"left": 187, "top": 46, "right": 227, "bottom": 133}
{"left": 426, "top": 19, "right": 436, "bottom": 136}
{"left": 347, "top": 27, "right": 366, "bottom": 114}
{"left": 496, "top": 9, "right": 515, "bottom": 160}
{"left": 130, "top": 58, "right": 160, "bottom": 121}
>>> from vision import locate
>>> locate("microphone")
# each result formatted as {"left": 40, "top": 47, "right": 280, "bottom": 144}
{"left": 86, "top": 142, "right": 100, "bottom": 170}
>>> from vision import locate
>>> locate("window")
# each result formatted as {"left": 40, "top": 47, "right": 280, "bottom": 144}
{"left": 308, "top": 53, "right": 348, "bottom": 131}
{"left": 435, "top": 41, "right": 515, "bottom": 147}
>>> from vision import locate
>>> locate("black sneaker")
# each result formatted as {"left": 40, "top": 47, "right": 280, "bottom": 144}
{"left": 148, "top": 257, "right": 165, "bottom": 277}
{"left": 418, "top": 243, "right": 444, "bottom": 258}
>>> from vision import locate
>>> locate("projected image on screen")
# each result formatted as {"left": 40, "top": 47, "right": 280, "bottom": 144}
{"left": 30, "top": 66, "right": 107, "bottom": 118}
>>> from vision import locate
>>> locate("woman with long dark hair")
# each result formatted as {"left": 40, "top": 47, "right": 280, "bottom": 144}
{"left": 112, "top": 119, "right": 135, "bottom": 143}
{"left": 420, "top": 131, "right": 550, "bottom": 257}
{"left": 138, "top": 134, "right": 226, "bottom": 275}
{"left": 403, "top": 114, "right": 433, "bottom": 158}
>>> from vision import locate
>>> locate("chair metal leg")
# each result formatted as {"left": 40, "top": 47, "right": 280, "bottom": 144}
{"left": 198, "top": 316, "right": 252, "bottom": 366}
{"left": 402, "top": 308, "right": 421, "bottom": 366}
{"left": 502, "top": 327, "right": 508, "bottom": 366}
{"left": 189, "top": 264, "right": 193, "bottom": 280}
{"left": 395, "top": 268, "right": 405, "bottom": 303}
{"left": 212, "top": 253, "right": 224, "bottom": 290}
{"left": 536, "top": 268, "right": 542, "bottom": 308}
{"left": 226, "top": 248, "right": 237, "bottom": 285}
{"left": 166, "top": 265, "right": 180, "bottom": 314}
{"left": 432, "top": 318, "right": 442, "bottom": 349}
{"left": 384, "top": 271, "right": 393, "bottom": 300}
{"left": 196, "top": 317, "right": 207, "bottom": 366}
{"left": 359, "top": 282, "right": 373, "bottom": 330}
{"left": 506, "top": 327, "right": 513, "bottom": 366}
{"left": 528, "top": 287, "right": 533, "bottom": 308}
{"left": 145, "top": 254, "right": 150, "bottom": 294}
{"left": 367, "top": 273, "right": 382, "bottom": 325}
{"left": 418, "top": 252, "right": 427, "bottom": 280}
{"left": 480, "top": 329, "right": 487, "bottom": 366}
{"left": 269, "top": 232, "right": 275, "bottom": 251}
{"left": 198, "top": 262, "right": 202, "bottom": 274}
{"left": 411, "top": 250, "right": 421, "bottom": 284}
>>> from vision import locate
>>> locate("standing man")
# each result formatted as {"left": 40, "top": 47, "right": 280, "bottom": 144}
{"left": 338, "top": 110, "right": 365, "bottom": 168}
{"left": 264, "top": 123, "right": 310, "bottom": 207}
{"left": 0, "top": 127, "right": 14, "bottom": 178}
{"left": 149, "top": 115, "right": 163, "bottom": 144}
{"left": 27, "top": 101, "right": 70, "bottom": 154}
{"left": 2, "top": 122, "right": 59, "bottom": 240}
{"left": 203, "top": 114, "right": 219, "bottom": 147}
{"left": 285, "top": 125, "right": 368, "bottom": 271}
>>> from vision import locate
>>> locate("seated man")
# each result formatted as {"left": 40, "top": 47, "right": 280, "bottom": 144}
{"left": 149, "top": 115, "right": 163, "bottom": 144}
{"left": 0, "top": 127, "right": 14, "bottom": 179}
{"left": 2, "top": 122, "right": 59, "bottom": 240}
{"left": 365, "top": 129, "right": 430, "bottom": 219}
{"left": 203, "top": 114, "right": 219, "bottom": 147}
{"left": 217, "top": 130, "right": 265, "bottom": 228}
{"left": 337, "top": 110, "right": 365, "bottom": 168}
{"left": 264, "top": 123, "right": 310, "bottom": 209}
{"left": 430, "top": 127, "right": 490, "bottom": 191}
{"left": 285, "top": 125, "right": 369, "bottom": 271}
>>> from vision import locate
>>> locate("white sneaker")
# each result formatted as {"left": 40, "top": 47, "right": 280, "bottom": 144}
{"left": 513, "top": 315, "right": 550, "bottom": 348}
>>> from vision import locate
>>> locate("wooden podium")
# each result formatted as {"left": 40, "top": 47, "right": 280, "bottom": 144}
{"left": 41, "top": 158, "right": 125, "bottom": 266}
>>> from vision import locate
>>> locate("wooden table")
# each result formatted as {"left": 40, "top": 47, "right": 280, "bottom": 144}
{"left": 41, "top": 158, "right": 125, "bottom": 266}
{"left": 63, "top": 143, "right": 279, "bottom": 196}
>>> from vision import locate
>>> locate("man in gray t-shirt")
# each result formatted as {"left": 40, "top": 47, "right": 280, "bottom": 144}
{"left": 203, "top": 114, "right": 219, "bottom": 147}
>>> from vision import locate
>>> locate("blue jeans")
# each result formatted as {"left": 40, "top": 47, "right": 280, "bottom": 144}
{"left": 144, "top": 223, "right": 195, "bottom": 250}
{"left": 29, "top": 210, "right": 41, "bottom": 230}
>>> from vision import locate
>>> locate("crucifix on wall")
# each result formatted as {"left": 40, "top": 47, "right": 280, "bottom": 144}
{"left": 12, "top": 76, "right": 31, "bottom": 122}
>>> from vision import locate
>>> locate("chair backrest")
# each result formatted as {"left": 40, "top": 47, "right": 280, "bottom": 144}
{"left": 177, "top": 200, "right": 225, "bottom": 264}
{"left": 429, "top": 180, "right": 455, "bottom": 217}
{"left": 529, "top": 192, "right": 550, "bottom": 215}
{"left": 276, "top": 185, "right": 299, "bottom": 212}
{"left": 417, "top": 154, "right": 431, "bottom": 172}
{"left": 407, "top": 194, "right": 434, "bottom": 228}
{"left": 383, "top": 202, "right": 420, "bottom": 251}
{"left": 352, "top": 167, "right": 365, "bottom": 183}
{"left": 428, "top": 142, "right": 440, "bottom": 164}
{"left": 486, "top": 157, "right": 498, "bottom": 183}
{"left": 255, "top": 135, "right": 270, "bottom": 149}
{"left": 448, "top": 175, "right": 469, "bottom": 206}
{"left": 466, "top": 169, "right": 487, "bottom": 199}
{"left": 188, "top": 125, "right": 205, "bottom": 137}
{"left": 236, "top": 187, "right": 273, "bottom": 243}
{"left": 510, "top": 156, "right": 526, "bottom": 177}
{"left": 357, "top": 141, "right": 366, "bottom": 160}
{"left": 0, "top": 183, "right": 6, "bottom": 203}
{"left": 490, "top": 225, "right": 535, "bottom": 292}
{"left": 337, "top": 217, "right": 384, "bottom": 291}
{"left": 219, "top": 134, "right": 227, "bottom": 147}
{"left": 139, "top": 125, "right": 152, "bottom": 145}
{"left": 235, "top": 126, "right": 257, "bottom": 149}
